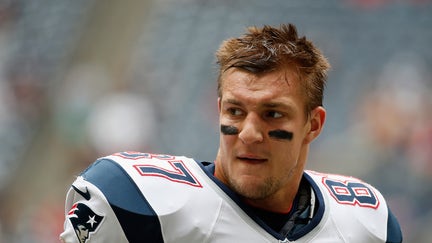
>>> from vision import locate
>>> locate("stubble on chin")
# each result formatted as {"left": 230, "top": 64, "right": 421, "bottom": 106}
{"left": 228, "top": 175, "right": 279, "bottom": 200}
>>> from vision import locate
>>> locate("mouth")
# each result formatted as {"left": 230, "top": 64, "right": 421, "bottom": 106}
{"left": 237, "top": 154, "right": 268, "bottom": 163}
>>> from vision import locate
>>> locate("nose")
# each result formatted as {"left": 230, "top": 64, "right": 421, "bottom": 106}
{"left": 238, "top": 113, "right": 264, "bottom": 144}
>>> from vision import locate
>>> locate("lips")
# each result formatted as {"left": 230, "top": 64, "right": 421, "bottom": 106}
{"left": 236, "top": 154, "right": 267, "bottom": 163}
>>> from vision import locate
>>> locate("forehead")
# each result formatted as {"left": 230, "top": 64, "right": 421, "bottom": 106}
{"left": 220, "top": 68, "right": 303, "bottom": 104}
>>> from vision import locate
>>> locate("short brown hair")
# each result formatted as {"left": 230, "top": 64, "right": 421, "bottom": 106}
{"left": 216, "top": 24, "right": 330, "bottom": 114}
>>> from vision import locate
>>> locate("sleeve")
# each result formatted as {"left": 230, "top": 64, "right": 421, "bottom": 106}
{"left": 60, "top": 158, "right": 165, "bottom": 243}
{"left": 59, "top": 176, "right": 129, "bottom": 243}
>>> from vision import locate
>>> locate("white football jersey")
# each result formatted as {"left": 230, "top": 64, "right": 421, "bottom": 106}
{"left": 60, "top": 152, "right": 402, "bottom": 243}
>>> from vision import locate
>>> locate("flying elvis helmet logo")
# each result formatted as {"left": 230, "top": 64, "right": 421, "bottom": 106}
{"left": 68, "top": 203, "right": 104, "bottom": 243}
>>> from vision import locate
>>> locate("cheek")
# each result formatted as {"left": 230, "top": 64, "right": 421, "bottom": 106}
{"left": 271, "top": 138, "right": 302, "bottom": 165}
{"left": 219, "top": 132, "right": 236, "bottom": 151}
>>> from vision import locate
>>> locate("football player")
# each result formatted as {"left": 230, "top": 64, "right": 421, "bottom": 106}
{"left": 60, "top": 24, "right": 402, "bottom": 243}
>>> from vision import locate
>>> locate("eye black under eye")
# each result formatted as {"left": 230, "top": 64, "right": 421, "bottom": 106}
{"left": 268, "top": 129, "right": 293, "bottom": 140}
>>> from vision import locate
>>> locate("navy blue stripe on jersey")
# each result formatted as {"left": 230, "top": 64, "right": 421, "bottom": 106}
{"left": 81, "top": 158, "right": 164, "bottom": 243}
{"left": 291, "top": 173, "right": 325, "bottom": 240}
{"left": 386, "top": 207, "right": 403, "bottom": 243}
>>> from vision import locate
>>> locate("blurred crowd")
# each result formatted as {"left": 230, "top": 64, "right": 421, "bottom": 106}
{"left": 310, "top": 51, "right": 432, "bottom": 241}
{"left": 0, "top": 0, "right": 431, "bottom": 242}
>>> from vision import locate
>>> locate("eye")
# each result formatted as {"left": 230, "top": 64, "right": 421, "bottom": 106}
{"left": 227, "top": 107, "right": 244, "bottom": 116}
{"left": 265, "top": 110, "right": 283, "bottom": 119}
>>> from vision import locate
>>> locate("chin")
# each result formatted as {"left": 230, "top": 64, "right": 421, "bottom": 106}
{"left": 231, "top": 175, "right": 274, "bottom": 200}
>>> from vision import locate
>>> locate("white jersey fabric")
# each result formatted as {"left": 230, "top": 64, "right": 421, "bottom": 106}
{"left": 60, "top": 152, "right": 402, "bottom": 243}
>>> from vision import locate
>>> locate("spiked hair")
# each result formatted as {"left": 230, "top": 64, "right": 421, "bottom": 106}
{"left": 216, "top": 24, "right": 330, "bottom": 114}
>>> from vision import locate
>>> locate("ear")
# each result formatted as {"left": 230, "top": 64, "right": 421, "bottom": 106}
{"left": 305, "top": 106, "right": 326, "bottom": 144}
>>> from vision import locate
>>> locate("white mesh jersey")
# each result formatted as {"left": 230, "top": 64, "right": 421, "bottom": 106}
{"left": 60, "top": 152, "right": 402, "bottom": 243}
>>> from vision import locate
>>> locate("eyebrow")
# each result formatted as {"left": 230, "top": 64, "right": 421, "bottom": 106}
{"left": 224, "top": 98, "right": 242, "bottom": 106}
{"left": 264, "top": 102, "right": 297, "bottom": 116}
{"left": 262, "top": 102, "right": 288, "bottom": 108}
{"left": 223, "top": 98, "right": 296, "bottom": 113}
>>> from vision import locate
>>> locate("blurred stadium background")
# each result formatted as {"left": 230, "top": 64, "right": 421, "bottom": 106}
{"left": 0, "top": 0, "right": 431, "bottom": 242}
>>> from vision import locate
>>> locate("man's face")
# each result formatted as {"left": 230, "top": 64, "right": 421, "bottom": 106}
{"left": 215, "top": 68, "right": 323, "bottom": 207}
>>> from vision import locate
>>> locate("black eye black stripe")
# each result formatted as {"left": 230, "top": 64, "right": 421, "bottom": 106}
{"left": 268, "top": 130, "right": 293, "bottom": 140}
{"left": 220, "top": 125, "right": 239, "bottom": 135}
{"left": 221, "top": 125, "right": 293, "bottom": 141}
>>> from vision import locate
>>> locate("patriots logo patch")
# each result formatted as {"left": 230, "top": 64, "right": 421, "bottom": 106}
{"left": 67, "top": 203, "right": 104, "bottom": 243}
